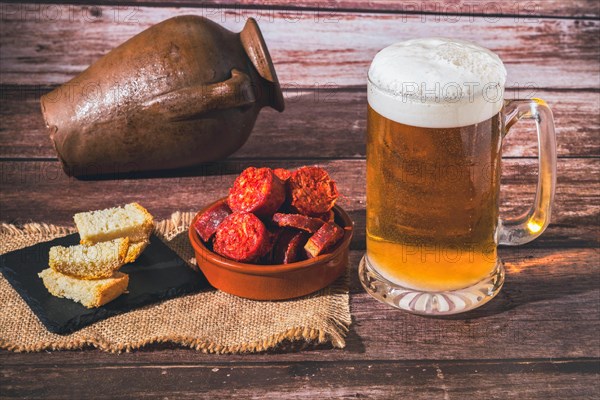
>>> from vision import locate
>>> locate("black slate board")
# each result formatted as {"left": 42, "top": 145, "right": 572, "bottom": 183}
{"left": 0, "top": 233, "right": 211, "bottom": 334}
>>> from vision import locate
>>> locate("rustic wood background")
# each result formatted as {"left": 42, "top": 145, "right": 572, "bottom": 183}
{"left": 1, "top": 1, "right": 599, "bottom": 398}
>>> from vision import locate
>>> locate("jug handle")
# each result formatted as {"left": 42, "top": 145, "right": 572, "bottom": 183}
{"left": 142, "top": 69, "right": 256, "bottom": 121}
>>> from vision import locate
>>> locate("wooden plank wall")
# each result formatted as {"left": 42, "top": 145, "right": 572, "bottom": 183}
{"left": 0, "top": 1, "right": 599, "bottom": 398}
{"left": 1, "top": 3, "right": 599, "bottom": 88}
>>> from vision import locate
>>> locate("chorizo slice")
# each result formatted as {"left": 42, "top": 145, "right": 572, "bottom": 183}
{"left": 228, "top": 167, "right": 286, "bottom": 217}
{"left": 288, "top": 166, "right": 339, "bottom": 216}
{"left": 272, "top": 213, "right": 324, "bottom": 233}
{"left": 213, "top": 212, "right": 270, "bottom": 262}
{"left": 304, "top": 222, "right": 344, "bottom": 258}
{"left": 273, "top": 168, "right": 292, "bottom": 182}
{"left": 273, "top": 229, "right": 309, "bottom": 264}
{"left": 193, "top": 202, "right": 232, "bottom": 242}
{"left": 257, "top": 227, "right": 282, "bottom": 265}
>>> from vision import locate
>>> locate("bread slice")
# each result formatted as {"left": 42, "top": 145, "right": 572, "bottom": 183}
{"left": 124, "top": 240, "right": 149, "bottom": 263}
{"left": 39, "top": 268, "right": 129, "bottom": 308}
{"left": 49, "top": 238, "right": 129, "bottom": 279}
{"left": 74, "top": 202, "right": 153, "bottom": 246}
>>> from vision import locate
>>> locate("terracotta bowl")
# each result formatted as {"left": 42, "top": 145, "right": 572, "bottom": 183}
{"left": 188, "top": 198, "right": 353, "bottom": 300}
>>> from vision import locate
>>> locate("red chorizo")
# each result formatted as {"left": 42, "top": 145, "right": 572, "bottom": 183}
{"left": 304, "top": 222, "right": 344, "bottom": 258}
{"left": 273, "top": 168, "right": 291, "bottom": 182}
{"left": 228, "top": 167, "right": 285, "bottom": 217}
{"left": 288, "top": 166, "right": 339, "bottom": 216}
{"left": 272, "top": 229, "right": 309, "bottom": 264}
{"left": 257, "top": 227, "right": 282, "bottom": 264}
{"left": 213, "top": 212, "right": 270, "bottom": 262}
{"left": 193, "top": 202, "right": 232, "bottom": 242}
{"left": 272, "top": 213, "right": 324, "bottom": 233}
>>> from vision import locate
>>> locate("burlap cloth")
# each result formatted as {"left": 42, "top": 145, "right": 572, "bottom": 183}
{"left": 0, "top": 212, "right": 351, "bottom": 353}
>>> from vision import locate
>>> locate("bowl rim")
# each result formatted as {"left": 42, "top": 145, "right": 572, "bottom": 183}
{"left": 188, "top": 198, "right": 354, "bottom": 276}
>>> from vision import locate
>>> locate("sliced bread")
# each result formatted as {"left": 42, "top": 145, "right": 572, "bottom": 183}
{"left": 74, "top": 203, "right": 153, "bottom": 263}
{"left": 49, "top": 238, "right": 129, "bottom": 279}
{"left": 124, "top": 240, "right": 149, "bottom": 264}
{"left": 38, "top": 268, "right": 129, "bottom": 308}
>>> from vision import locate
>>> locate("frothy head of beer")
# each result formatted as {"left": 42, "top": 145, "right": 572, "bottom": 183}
{"left": 368, "top": 38, "right": 507, "bottom": 128}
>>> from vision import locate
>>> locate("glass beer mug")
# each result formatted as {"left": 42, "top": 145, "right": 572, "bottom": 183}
{"left": 359, "top": 38, "right": 557, "bottom": 315}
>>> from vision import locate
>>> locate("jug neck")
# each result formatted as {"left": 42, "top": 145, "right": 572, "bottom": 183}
{"left": 239, "top": 18, "right": 285, "bottom": 112}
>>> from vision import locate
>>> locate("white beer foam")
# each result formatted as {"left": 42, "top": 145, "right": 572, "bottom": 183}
{"left": 368, "top": 38, "right": 507, "bottom": 128}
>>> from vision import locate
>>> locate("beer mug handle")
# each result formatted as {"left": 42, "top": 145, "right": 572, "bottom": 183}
{"left": 498, "top": 99, "right": 557, "bottom": 245}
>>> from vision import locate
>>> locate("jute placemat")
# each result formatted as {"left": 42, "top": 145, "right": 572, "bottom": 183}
{"left": 0, "top": 212, "right": 350, "bottom": 353}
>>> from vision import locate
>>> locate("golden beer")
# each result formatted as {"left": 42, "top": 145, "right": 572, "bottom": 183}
{"left": 366, "top": 106, "right": 501, "bottom": 291}
{"left": 360, "top": 38, "right": 557, "bottom": 314}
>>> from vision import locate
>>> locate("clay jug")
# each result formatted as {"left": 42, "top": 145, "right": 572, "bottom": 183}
{"left": 40, "top": 15, "right": 284, "bottom": 177}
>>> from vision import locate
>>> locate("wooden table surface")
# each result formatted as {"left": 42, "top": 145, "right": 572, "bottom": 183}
{"left": 1, "top": 1, "right": 599, "bottom": 398}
